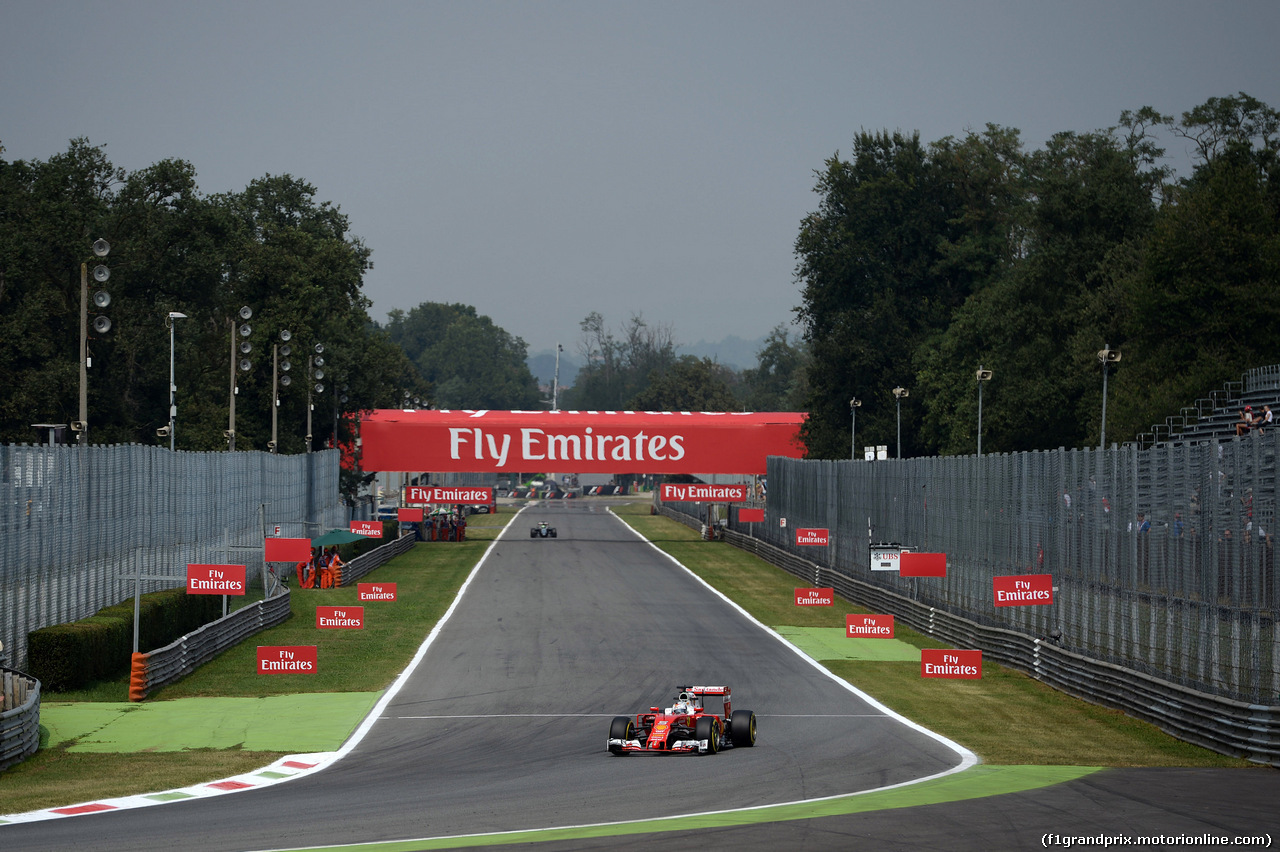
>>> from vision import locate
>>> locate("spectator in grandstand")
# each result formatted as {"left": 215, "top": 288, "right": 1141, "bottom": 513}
{"left": 1235, "top": 407, "right": 1253, "bottom": 436}
{"left": 1260, "top": 405, "right": 1273, "bottom": 436}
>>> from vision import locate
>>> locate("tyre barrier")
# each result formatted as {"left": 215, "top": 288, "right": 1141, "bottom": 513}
{"left": 128, "top": 588, "right": 293, "bottom": 701}
{"left": 0, "top": 668, "right": 40, "bottom": 770}
{"left": 657, "top": 505, "right": 1280, "bottom": 766}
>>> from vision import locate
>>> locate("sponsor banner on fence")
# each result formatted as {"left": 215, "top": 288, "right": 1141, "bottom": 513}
{"left": 186, "top": 564, "right": 247, "bottom": 595}
{"left": 795, "top": 587, "right": 834, "bottom": 606}
{"left": 846, "top": 613, "right": 894, "bottom": 638}
{"left": 405, "top": 485, "right": 494, "bottom": 505}
{"left": 316, "top": 606, "right": 365, "bottom": 629}
{"left": 264, "top": 537, "right": 312, "bottom": 563}
{"left": 870, "top": 545, "right": 902, "bottom": 572}
{"left": 257, "top": 645, "right": 317, "bottom": 674}
{"left": 899, "top": 552, "right": 947, "bottom": 577}
{"left": 358, "top": 582, "right": 397, "bottom": 602}
{"left": 993, "top": 573, "right": 1054, "bottom": 606}
{"left": 795, "top": 527, "right": 829, "bottom": 546}
{"left": 738, "top": 507, "right": 764, "bottom": 523}
{"left": 921, "top": 649, "right": 982, "bottom": 679}
{"left": 659, "top": 483, "right": 750, "bottom": 502}
{"left": 397, "top": 507, "right": 425, "bottom": 523}
{"left": 359, "top": 410, "right": 806, "bottom": 474}
{"left": 351, "top": 520, "right": 383, "bottom": 538}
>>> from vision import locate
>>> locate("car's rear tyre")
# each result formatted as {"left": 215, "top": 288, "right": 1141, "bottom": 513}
{"left": 694, "top": 715, "right": 721, "bottom": 754}
{"left": 608, "top": 716, "right": 633, "bottom": 755}
{"left": 729, "top": 709, "right": 756, "bottom": 747}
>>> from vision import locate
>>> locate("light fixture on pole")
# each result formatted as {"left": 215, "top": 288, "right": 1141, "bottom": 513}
{"left": 164, "top": 312, "right": 188, "bottom": 450}
{"left": 849, "top": 398, "right": 861, "bottom": 459}
{"left": 1098, "top": 345, "right": 1121, "bottom": 448}
{"left": 270, "top": 329, "right": 293, "bottom": 454}
{"left": 307, "top": 342, "right": 324, "bottom": 453}
{"left": 75, "top": 238, "right": 112, "bottom": 445}
{"left": 892, "top": 387, "right": 909, "bottom": 459}
{"left": 976, "top": 367, "right": 993, "bottom": 456}
{"left": 227, "top": 306, "right": 253, "bottom": 451}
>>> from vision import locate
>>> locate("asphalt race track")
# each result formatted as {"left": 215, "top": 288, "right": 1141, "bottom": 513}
{"left": 5, "top": 502, "right": 1279, "bottom": 851}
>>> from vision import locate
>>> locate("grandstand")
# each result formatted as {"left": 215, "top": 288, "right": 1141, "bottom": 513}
{"left": 1137, "top": 365, "right": 1280, "bottom": 448}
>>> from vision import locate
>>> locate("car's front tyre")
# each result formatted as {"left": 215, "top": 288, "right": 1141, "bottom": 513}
{"left": 608, "top": 716, "right": 633, "bottom": 755}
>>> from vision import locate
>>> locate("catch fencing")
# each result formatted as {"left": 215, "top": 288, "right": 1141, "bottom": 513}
{"left": 672, "top": 435, "right": 1279, "bottom": 707}
{"left": 0, "top": 444, "right": 347, "bottom": 671}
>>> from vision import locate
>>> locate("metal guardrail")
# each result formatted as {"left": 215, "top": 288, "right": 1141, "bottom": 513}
{"left": 0, "top": 668, "right": 40, "bottom": 771}
{"left": 337, "top": 532, "right": 416, "bottom": 586}
{"left": 131, "top": 589, "right": 293, "bottom": 700}
{"left": 661, "top": 505, "right": 1280, "bottom": 766}
{"left": 133, "top": 532, "right": 416, "bottom": 697}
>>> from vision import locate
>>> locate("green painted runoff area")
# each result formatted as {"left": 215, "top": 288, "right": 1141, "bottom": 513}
{"left": 256, "top": 765, "right": 1101, "bottom": 851}
{"left": 773, "top": 626, "right": 920, "bottom": 661}
{"left": 40, "top": 693, "right": 381, "bottom": 753}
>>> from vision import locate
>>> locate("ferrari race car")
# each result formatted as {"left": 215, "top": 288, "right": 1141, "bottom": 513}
{"left": 530, "top": 522, "right": 558, "bottom": 538}
{"left": 607, "top": 685, "right": 756, "bottom": 755}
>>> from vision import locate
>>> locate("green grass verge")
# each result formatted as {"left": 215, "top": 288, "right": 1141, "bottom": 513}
{"left": 0, "top": 511, "right": 508, "bottom": 814}
{"left": 611, "top": 501, "right": 1252, "bottom": 768}
{"left": 2, "top": 502, "right": 1252, "bottom": 815}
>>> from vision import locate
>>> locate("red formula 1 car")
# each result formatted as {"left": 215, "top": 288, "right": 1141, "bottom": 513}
{"left": 607, "top": 685, "right": 756, "bottom": 755}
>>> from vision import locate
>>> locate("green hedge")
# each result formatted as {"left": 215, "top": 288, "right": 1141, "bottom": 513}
{"left": 27, "top": 587, "right": 224, "bottom": 692}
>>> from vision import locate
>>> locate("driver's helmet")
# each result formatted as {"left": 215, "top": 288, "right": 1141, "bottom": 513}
{"left": 539, "top": 522, "right": 547, "bottom": 529}
{"left": 673, "top": 692, "right": 692, "bottom": 713}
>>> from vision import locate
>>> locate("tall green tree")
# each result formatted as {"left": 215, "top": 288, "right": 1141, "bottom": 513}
{"left": 1111, "top": 93, "right": 1280, "bottom": 439}
{"left": 740, "top": 324, "right": 810, "bottom": 411}
{"left": 384, "top": 303, "right": 539, "bottom": 409}
{"left": 0, "top": 140, "right": 418, "bottom": 450}
{"left": 565, "top": 312, "right": 676, "bottom": 409}
{"left": 630, "top": 355, "right": 739, "bottom": 411}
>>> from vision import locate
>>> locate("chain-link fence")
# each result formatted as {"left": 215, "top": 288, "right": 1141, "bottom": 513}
{"left": 1, "top": 444, "right": 346, "bottom": 671}
{"left": 688, "top": 436, "right": 1278, "bottom": 704}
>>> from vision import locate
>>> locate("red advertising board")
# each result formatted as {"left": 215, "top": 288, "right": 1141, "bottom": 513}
{"left": 316, "top": 606, "right": 364, "bottom": 629}
{"left": 397, "top": 507, "right": 425, "bottom": 523}
{"left": 358, "top": 582, "right": 397, "bottom": 602}
{"left": 359, "top": 410, "right": 806, "bottom": 474}
{"left": 405, "top": 485, "right": 495, "bottom": 505}
{"left": 738, "top": 507, "right": 764, "bottom": 523}
{"left": 186, "top": 564, "right": 247, "bottom": 596}
{"left": 794, "top": 587, "right": 834, "bottom": 606}
{"left": 899, "top": 552, "right": 947, "bottom": 577}
{"left": 659, "top": 483, "right": 750, "bottom": 502}
{"left": 993, "top": 574, "right": 1054, "bottom": 606}
{"left": 846, "top": 613, "right": 894, "bottom": 638}
{"left": 795, "top": 527, "right": 829, "bottom": 546}
{"left": 350, "top": 520, "right": 383, "bottom": 538}
{"left": 921, "top": 649, "right": 982, "bottom": 679}
{"left": 257, "top": 645, "right": 317, "bottom": 674}
{"left": 264, "top": 537, "right": 312, "bottom": 563}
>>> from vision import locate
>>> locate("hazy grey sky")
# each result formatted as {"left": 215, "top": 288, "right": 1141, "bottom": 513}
{"left": 4, "top": 1, "right": 1277, "bottom": 358}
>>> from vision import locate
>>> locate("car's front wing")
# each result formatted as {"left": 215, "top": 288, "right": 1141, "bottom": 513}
{"left": 606, "top": 737, "right": 713, "bottom": 754}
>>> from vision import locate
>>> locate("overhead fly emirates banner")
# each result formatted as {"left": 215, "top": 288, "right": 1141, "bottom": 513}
{"left": 359, "top": 410, "right": 807, "bottom": 474}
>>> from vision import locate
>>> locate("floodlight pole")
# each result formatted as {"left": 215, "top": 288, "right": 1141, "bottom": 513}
{"left": 849, "top": 398, "right": 860, "bottom": 459}
{"left": 271, "top": 344, "right": 279, "bottom": 453}
{"left": 228, "top": 321, "right": 238, "bottom": 451}
{"left": 892, "top": 387, "right": 909, "bottom": 459}
{"left": 167, "top": 312, "right": 187, "bottom": 451}
{"left": 78, "top": 263, "right": 88, "bottom": 445}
